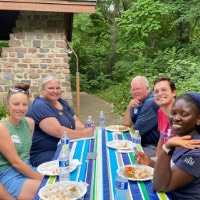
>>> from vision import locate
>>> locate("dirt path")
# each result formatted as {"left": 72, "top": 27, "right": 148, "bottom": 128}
{"left": 72, "top": 92, "right": 123, "bottom": 126}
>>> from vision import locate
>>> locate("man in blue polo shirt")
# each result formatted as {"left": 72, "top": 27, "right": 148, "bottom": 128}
{"left": 124, "top": 76, "right": 159, "bottom": 156}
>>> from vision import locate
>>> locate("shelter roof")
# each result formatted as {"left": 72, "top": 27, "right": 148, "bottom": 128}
{"left": 0, "top": 0, "right": 97, "bottom": 40}
{"left": 0, "top": 0, "right": 97, "bottom": 13}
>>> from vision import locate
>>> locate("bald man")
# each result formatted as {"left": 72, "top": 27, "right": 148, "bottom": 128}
{"left": 124, "top": 76, "right": 159, "bottom": 156}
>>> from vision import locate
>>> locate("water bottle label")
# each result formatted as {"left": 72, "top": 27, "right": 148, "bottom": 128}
{"left": 61, "top": 138, "right": 69, "bottom": 144}
{"left": 59, "top": 160, "right": 69, "bottom": 167}
{"left": 99, "top": 116, "right": 105, "bottom": 122}
{"left": 86, "top": 121, "right": 93, "bottom": 127}
{"left": 116, "top": 180, "right": 128, "bottom": 190}
{"left": 61, "top": 139, "right": 65, "bottom": 144}
{"left": 134, "top": 108, "right": 138, "bottom": 114}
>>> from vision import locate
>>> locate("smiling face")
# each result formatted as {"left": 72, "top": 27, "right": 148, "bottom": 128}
{"left": 169, "top": 98, "right": 200, "bottom": 136}
{"left": 154, "top": 80, "right": 176, "bottom": 107}
{"left": 42, "top": 80, "right": 61, "bottom": 102}
{"left": 7, "top": 93, "right": 29, "bottom": 120}
{"left": 131, "top": 78, "right": 150, "bottom": 102}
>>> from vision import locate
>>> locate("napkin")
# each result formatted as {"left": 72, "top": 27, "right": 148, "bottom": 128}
{"left": 71, "top": 159, "right": 82, "bottom": 166}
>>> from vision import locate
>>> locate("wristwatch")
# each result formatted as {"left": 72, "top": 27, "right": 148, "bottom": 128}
{"left": 162, "top": 144, "right": 175, "bottom": 155}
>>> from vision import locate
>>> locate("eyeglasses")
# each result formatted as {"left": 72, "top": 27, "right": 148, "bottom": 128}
{"left": 153, "top": 88, "right": 168, "bottom": 95}
{"left": 8, "top": 88, "right": 29, "bottom": 95}
{"left": 131, "top": 87, "right": 146, "bottom": 92}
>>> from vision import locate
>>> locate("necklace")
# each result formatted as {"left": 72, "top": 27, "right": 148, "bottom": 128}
{"left": 58, "top": 111, "right": 63, "bottom": 116}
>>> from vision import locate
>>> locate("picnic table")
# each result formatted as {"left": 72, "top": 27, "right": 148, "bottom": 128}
{"left": 34, "top": 127, "right": 172, "bottom": 200}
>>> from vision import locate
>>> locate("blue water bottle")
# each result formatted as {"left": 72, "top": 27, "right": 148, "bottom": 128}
{"left": 133, "top": 130, "right": 141, "bottom": 145}
{"left": 99, "top": 111, "right": 105, "bottom": 128}
{"left": 115, "top": 172, "right": 128, "bottom": 200}
{"left": 86, "top": 116, "right": 95, "bottom": 128}
{"left": 59, "top": 131, "right": 70, "bottom": 182}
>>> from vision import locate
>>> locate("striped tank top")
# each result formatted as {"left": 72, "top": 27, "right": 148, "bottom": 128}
{"left": 0, "top": 118, "right": 31, "bottom": 170}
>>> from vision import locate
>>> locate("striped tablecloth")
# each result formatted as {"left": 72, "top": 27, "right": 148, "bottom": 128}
{"left": 34, "top": 127, "right": 172, "bottom": 200}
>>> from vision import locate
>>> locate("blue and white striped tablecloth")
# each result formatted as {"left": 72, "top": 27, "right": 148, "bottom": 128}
{"left": 34, "top": 127, "right": 172, "bottom": 200}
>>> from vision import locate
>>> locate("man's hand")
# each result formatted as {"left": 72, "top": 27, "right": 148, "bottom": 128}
{"left": 127, "top": 99, "right": 140, "bottom": 110}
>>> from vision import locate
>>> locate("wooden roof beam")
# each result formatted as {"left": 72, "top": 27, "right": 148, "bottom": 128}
{"left": 0, "top": 0, "right": 96, "bottom": 13}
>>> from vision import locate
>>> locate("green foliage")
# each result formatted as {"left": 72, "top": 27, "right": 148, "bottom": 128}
{"left": 70, "top": 0, "right": 200, "bottom": 115}
{"left": 0, "top": 41, "right": 8, "bottom": 55}
{"left": 0, "top": 105, "right": 7, "bottom": 119}
{"left": 96, "top": 81, "right": 131, "bottom": 115}
{"left": 1, "top": 1, "right": 199, "bottom": 117}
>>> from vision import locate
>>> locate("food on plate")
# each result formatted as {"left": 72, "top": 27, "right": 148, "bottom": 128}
{"left": 41, "top": 165, "right": 59, "bottom": 175}
{"left": 43, "top": 185, "right": 81, "bottom": 200}
{"left": 109, "top": 140, "right": 129, "bottom": 149}
{"left": 107, "top": 125, "right": 129, "bottom": 132}
{"left": 37, "top": 160, "right": 79, "bottom": 176}
{"left": 124, "top": 165, "right": 152, "bottom": 179}
{"left": 107, "top": 140, "right": 133, "bottom": 150}
{"left": 116, "top": 141, "right": 129, "bottom": 148}
{"left": 118, "top": 126, "right": 129, "bottom": 131}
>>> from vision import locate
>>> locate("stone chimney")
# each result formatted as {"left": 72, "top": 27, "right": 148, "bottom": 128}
{"left": 0, "top": 11, "right": 73, "bottom": 106}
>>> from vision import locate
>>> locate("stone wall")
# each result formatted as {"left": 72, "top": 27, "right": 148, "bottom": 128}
{"left": 0, "top": 11, "right": 73, "bottom": 106}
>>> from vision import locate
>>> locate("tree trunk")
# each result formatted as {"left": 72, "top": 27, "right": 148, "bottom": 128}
{"left": 107, "top": 0, "right": 119, "bottom": 75}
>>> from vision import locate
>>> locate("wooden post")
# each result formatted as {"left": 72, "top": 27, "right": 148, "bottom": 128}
{"left": 67, "top": 41, "right": 80, "bottom": 116}
{"left": 76, "top": 71, "right": 80, "bottom": 116}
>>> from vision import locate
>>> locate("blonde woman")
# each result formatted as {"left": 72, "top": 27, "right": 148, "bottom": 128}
{"left": 28, "top": 75, "right": 94, "bottom": 167}
{"left": 0, "top": 83, "right": 43, "bottom": 199}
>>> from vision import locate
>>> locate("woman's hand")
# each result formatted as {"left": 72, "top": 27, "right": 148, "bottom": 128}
{"left": 82, "top": 127, "right": 94, "bottom": 138}
{"left": 165, "top": 135, "right": 200, "bottom": 149}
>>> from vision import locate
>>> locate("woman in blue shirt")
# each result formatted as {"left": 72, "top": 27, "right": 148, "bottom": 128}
{"left": 153, "top": 93, "right": 200, "bottom": 199}
{"left": 28, "top": 75, "right": 94, "bottom": 167}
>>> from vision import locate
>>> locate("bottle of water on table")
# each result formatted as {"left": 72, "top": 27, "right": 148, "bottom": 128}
{"left": 132, "top": 130, "right": 141, "bottom": 145}
{"left": 115, "top": 171, "right": 128, "bottom": 200}
{"left": 59, "top": 132, "right": 70, "bottom": 182}
{"left": 86, "top": 116, "right": 95, "bottom": 128}
{"left": 132, "top": 130, "right": 141, "bottom": 160}
{"left": 99, "top": 111, "right": 105, "bottom": 134}
{"left": 61, "top": 131, "right": 67, "bottom": 145}
{"left": 99, "top": 111, "right": 105, "bottom": 128}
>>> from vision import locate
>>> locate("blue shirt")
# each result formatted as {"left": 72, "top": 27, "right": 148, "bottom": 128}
{"left": 131, "top": 92, "right": 159, "bottom": 146}
{"left": 27, "top": 96, "right": 75, "bottom": 166}
{"left": 171, "top": 132, "right": 200, "bottom": 199}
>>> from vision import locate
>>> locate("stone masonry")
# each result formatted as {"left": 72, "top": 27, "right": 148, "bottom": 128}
{"left": 0, "top": 11, "right": 73, "bottom": 105}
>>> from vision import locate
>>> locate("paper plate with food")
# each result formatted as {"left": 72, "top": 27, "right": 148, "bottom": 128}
{"left": 118, "top": 164, "right": 154, "bottom": 181}
{"left": 105, "top": 125, "right": 129, "bottom": 132}
{"left": 37, "top": 159, "right": 79, "bottom": 176}
{"left": 38, "top": 181, "right": 87, "bottom": 200}
{"left": 106, "top": 140, "right": 134, "bottom": 150}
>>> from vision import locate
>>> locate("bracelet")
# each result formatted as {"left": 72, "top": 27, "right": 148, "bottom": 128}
{"left": 162, "top": 144, "right": 175, "bottom": 155}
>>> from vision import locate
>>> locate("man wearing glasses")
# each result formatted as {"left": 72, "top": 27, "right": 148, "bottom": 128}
{"left": 124, "top": 76, "right": 160, "bottom": 156}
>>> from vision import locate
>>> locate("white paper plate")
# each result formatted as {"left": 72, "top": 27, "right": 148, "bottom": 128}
{"left": 38, "top": 181, "right": 87, "bottom": 200}
{"left": 106, "top": 140, "right": 135, "bottom": 150}
{"left": 118, "top": 164, "right": 154, "bottom": 181}
{"left": 37, "top": 160, "right": 78, "bottom": 176}
{"left": 106, "top": 125, "right": 129, "bottom": 132}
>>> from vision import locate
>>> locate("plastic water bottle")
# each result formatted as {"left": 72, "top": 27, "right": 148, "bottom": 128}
{"left": 86, "top": 116, "right": 95, "bottom": 128}
{"left": 99, "top": 111, "right": 105, "bottom": 128}
{"left": 115, "top": 171, "right": 128, "bottom": 200}
{"left": 61, "top": 131, "right": 67, "bottom": 144}
{"left": 132, "top": 130, "right": 141, "bottom": 145}
{"left": 134, "top": 108, "right": 138, "bottom": 114}
{"left": 59, "top": 140, "right": 70, "bottom": 182}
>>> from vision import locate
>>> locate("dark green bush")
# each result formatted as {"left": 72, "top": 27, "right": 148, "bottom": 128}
{"left": 0, "top": 105, "right": 7, "bottom": 119}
